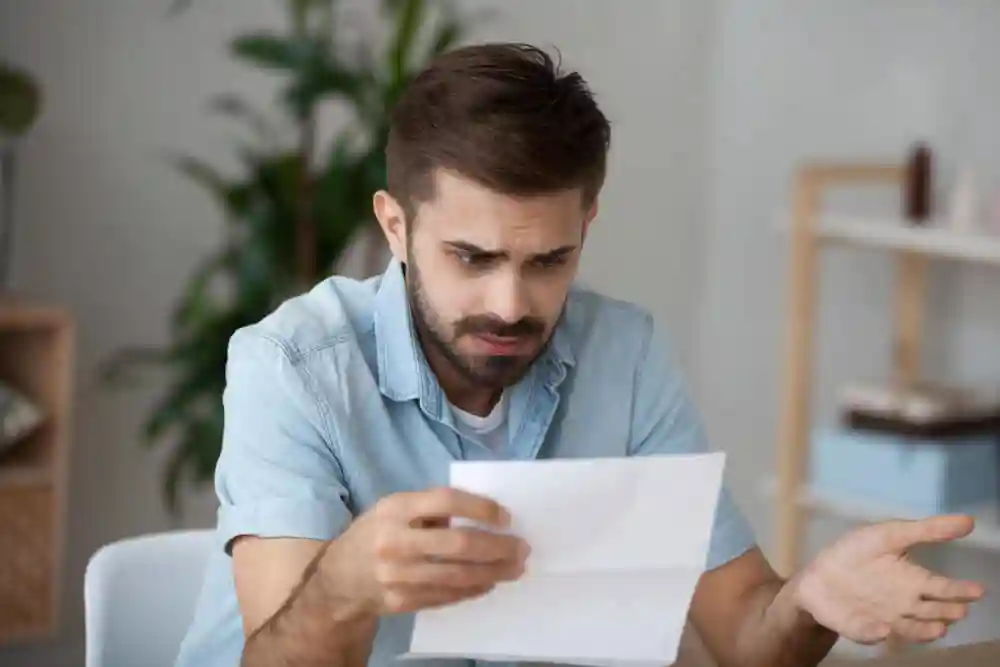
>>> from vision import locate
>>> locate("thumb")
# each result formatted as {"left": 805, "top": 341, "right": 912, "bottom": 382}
{"left": 879, "top": 515, "right": 975, "bottom": 554}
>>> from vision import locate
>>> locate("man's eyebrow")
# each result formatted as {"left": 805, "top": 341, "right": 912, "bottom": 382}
{"left": 443, "top": 241, "right": 578, "bottom": 260}
{"left": 443, "top": 241, "right": 507, "bottom": 258}
{"left": 531, "top": 245, "right": 578, "bottom": 261}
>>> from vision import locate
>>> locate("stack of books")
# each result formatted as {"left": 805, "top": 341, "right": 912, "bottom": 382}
{"left": 839, "top": 381, "right": 1000, "bottom": 440}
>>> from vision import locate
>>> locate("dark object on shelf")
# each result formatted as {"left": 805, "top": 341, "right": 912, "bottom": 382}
{"left": 839, "top": 380, "right": 1000, "bottom": 430}
{"left": 844, "top": 408, "right": 1000, "bottom": 441}
{"left": 903, "top": 141, "right": 932, "bottom": 224}
{"left": 0, "top": 379, "right": 43, "bottom": 457}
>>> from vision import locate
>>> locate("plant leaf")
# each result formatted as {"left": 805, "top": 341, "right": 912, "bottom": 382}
{"left": 173, "top": 156, "right": 229, "bottom": 199}
{"left": 171, "top": 249, "right": 236, "bottom": 336}
{"left": 0, "top": 63, "right": 42, "bottom": 137}
{"left": 163, "top": 440, "right": 188, "bottom": 517}
{"left": 142, "top": 356, "right": 223, "bottom": 444}
{"left": 281, "top": 58, "right": 362, "bottom": 120}
{"left": 231, "top": 32, "right": 310, "bottom": 71}
{"left": 209, "top": 93, "right": 282, "bottom": 146}
{"left": 428, "top": 18, "right": 461, "bottom": 57}
{"left": 388, "top": 0, "right": 425, "bottom": 80}
{"left": 161, "top": 391, "right": 226, "bottom": 516}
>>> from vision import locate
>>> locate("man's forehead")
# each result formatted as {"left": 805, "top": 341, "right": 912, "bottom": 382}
{"left": 416, "top": 170, "right": 586, "bottom": 247}
{"left": 422, "top": 214, "right": 583, "bottom": 255}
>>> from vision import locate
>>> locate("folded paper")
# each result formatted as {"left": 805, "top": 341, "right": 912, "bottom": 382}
{"left": 405, "top": 453, "right": 726, "bottom": 666}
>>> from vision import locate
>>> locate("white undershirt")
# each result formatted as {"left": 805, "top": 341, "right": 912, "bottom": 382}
{"left": 450, "top": 391, "right": 508, "bottom": 453}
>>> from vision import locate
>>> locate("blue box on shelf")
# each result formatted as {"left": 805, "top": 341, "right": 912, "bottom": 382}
{"left": 808, "top": 428, "right": 1000, "bottom": 517}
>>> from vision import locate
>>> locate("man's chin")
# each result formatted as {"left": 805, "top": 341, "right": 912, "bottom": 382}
{"left": 462, "top": 355, "right": 535, "bottom": 388}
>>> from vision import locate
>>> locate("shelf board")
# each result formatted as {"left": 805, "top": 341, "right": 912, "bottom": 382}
{"left": 816, "top": 215, "right": 1000, "bottom": 265}
{"left": 776, "top": 212, "right": 1000, "bottom": 265}
{"left": 0, "top": 463, "right": 53, "bottom": 489}
{"left": 759, "top": 477, "right": 1000, "bottom": 553}
{"left": 0, "top": 302, "right": 72, "bottom": 332}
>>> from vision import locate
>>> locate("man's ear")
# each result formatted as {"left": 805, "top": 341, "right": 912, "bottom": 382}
{"left": 373, "top": 190, "right": 408, "bottom": 263}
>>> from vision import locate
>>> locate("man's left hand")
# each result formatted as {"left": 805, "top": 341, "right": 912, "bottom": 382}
{"left": 792, "top": 515, "right": 986, "bottom": 645}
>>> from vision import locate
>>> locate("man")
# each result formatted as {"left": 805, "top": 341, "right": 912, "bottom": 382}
{"left": 174, "top": 43, "right": 984, "bottom": 667}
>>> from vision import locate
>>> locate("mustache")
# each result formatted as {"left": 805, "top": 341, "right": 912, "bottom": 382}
{"left": 455, "top": 315, "right": 545, "bottom": 338}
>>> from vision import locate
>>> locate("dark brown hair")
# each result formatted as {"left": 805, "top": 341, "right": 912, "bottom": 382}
{"left": 386, "top": 42, "right": 611, "bottom": 221}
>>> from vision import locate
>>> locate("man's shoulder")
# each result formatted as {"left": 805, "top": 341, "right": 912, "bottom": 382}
{"left": 229, "top": 273, "right": 381, "bottom": 364}
{"left": 563, "top": 283, "right": 658, "bottom": 355}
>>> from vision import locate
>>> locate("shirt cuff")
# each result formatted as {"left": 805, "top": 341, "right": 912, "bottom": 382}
{"left": 218, "top": 498, "right": 353, "bottom": 554}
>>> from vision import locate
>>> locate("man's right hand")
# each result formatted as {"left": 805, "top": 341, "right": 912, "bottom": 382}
{"left": 321, "top": 487, "right": 530, "bottom": 615}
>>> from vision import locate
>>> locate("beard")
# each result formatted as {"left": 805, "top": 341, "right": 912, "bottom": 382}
{"left": 405, "top": 259, "right": 548, "bottom": 390}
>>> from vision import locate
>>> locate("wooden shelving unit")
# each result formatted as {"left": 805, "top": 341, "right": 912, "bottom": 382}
{"left": 771, "top": 162, "right": 1000, "bottom": 656}
{"left": 0, "top": 302, "right": 73, "bottom": 645}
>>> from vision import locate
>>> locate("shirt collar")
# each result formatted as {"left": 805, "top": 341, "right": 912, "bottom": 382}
{"left": 372, "top": 257, "right": 576, "bottom": 403}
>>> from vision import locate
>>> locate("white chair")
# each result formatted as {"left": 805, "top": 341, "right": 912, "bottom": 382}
{"left": 84, "top": 529, "right": 215, "bottom": 667}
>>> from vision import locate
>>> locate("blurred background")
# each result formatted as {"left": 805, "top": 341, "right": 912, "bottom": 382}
{"left": 1, "top": 1, "right": 999, "bottom": 665}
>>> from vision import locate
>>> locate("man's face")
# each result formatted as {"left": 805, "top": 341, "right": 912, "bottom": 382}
{"left": 394, "top": 170, "right": 592, "bottom": 391}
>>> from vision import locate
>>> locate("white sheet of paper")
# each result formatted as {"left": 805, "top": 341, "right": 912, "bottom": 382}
{"left": 405, "top": 452, "right": 726, "bottom": 666}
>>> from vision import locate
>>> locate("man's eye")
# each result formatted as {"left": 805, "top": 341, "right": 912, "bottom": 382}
{"left": 533, "top": 255, "right": 568, "bottom": 269}
{"left": 456, "top": 251, "right": 493, "bottom": 266}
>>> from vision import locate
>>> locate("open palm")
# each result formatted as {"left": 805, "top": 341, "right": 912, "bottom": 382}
{"left": 795, "top": 515, "right": 985, "bottom": 645}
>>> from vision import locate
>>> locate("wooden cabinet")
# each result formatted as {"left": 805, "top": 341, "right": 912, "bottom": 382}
{"left": 0, "top": 303, "right": 73, "bottom": 644}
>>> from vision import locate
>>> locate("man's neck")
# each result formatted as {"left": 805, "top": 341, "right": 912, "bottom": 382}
{"left": 417, "top": 338, "right": 499, "bottom": 417}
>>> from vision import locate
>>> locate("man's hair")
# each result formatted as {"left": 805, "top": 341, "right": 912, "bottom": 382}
{"left": 386, "top": 42, "right": 611, "bottom": 221}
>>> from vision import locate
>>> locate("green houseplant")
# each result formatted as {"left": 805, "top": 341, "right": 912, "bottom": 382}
{"left": 108, "top": 0, "right": 472, "bottom": 514}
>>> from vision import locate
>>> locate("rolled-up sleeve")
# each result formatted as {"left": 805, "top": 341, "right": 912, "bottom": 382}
{"left": 214, "top": 328, "right": 352, "bottom": 553}
{"left": 627, "top": 315, "right": 756, "bottom": 571}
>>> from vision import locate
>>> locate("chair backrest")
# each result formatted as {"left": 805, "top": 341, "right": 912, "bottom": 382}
{"left": 84, "top": 529, "right": 215, "bottom": 667}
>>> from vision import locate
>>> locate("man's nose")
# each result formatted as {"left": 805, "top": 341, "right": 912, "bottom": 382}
{"left": 485, "top": 271, "right": 530, "bottom": 324}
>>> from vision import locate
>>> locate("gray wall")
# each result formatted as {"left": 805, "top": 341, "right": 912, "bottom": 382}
{"left": 0, "top": 1, "right": 716, "bottom": 664}
{"left": 698, "top": 0, "right": 1000, "bottom": 651}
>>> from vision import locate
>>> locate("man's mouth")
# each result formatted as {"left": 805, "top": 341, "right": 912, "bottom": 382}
{"left": 471, "top": 332, "right": 535, "bottom": 355}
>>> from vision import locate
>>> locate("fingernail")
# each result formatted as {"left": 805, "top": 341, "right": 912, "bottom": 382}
{"left": 498, "top": 508, "right": 512, "bottom": 527}
{"left": 517, "top": 541, "right": 531, "bottom": 567}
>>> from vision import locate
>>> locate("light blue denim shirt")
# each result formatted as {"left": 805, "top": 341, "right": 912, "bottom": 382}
{"left": 174, "top": 258, "right": 755, "bottom": 667}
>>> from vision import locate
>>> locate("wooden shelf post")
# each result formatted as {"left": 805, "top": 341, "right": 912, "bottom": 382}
{"left": 774, "top": 163, "right": 905, "bottom": 577}
{"left": 774, "top": 166, "right": 823, "bottom": 577}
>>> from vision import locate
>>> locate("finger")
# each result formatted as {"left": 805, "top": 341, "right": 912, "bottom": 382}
{"left": 382, "top": 582, "right": 495, "bottom": 614}
{"left": 883, "top": 515, "right": 975, "bottom": 553}
{"left": 905, "top": 600, "right": 968, "bottom": 623}
{"left": 920, "top": 573, "right": 985, "bottom": 602}
{"left": 892, "top": 618, "right": 947, "bottom": 644}
{"left": 400, "top": 526, "right": 529, "bottom": 564}
{"left": 375, "top": 559, "right": 524, "bottom": 590}
{"left": 393, "top": 488, "right": 512, "bottom": 529}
